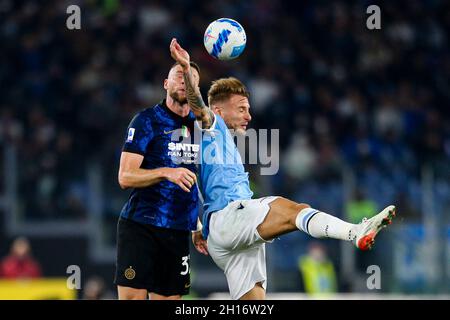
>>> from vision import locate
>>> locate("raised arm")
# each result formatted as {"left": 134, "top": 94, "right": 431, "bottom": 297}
{"left": 183, "top": 66, "right": 214, "bottom": 129}
{"left": 169, "top": 38, "right": 214, "bottom": 129}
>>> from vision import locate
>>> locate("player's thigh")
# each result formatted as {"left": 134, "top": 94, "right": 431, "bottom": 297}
{"left": 240, "top": 282, "right": 265, "bottom": 300}
{"left": 210, "top": 197, "right": 278, "bottom": 250}
{"left": 221, "top": 243, "right": 268, "bottom": 300}
{"left": 115, "top": 219, "right": 191, "bottom": 296}
{"left": 114, "top": 218, "right": 159, "bottom": 290}
{"left": 117, "top": 285, "right": 147, "bottom": 300}
{"left": 256, "top": 197, "right": 310, "bottom": 241}
{"left": 154, "top": 227, "right": 192, "bottom": 296}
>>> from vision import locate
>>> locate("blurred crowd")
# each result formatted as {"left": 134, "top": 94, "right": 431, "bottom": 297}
{"left": 0, "top": 236, "right": 113, "bottom": 299}
{"left": 0, "top": 237, "right": 41, "bottom": 278}
{"left": 0, "top": 0, "right": 449, "bottom": 222}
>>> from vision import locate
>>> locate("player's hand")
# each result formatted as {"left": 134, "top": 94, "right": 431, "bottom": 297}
{"left": 170, "top": 38, "right": 190, "bottom": 72}
{"left": 192, "top": 231, "right": 208, "bottom": 256}
{"left": 162, "top": 167, "right": 197, "bottom": 192}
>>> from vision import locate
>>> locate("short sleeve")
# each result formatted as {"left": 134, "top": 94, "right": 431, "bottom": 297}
{"left": 122, "top": 112, "right": 153, "bottom": 155}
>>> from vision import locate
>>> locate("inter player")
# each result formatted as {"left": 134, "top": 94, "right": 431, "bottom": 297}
{"left": 171, "top": 39, "right": 396, "bottom": 300}
{"left": 114, "top": 61, "right": 207, "bottom": 300}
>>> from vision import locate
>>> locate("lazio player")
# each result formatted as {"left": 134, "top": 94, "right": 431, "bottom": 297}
{"left": 170, "top": 38, "right": 396, "bottom": 300}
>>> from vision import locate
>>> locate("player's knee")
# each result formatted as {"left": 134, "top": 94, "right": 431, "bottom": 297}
{"left": 295, "top": 202, "right": 310, "bottom": 211}
{"left": 269, "top": 198, "right": 311, "bottom": 228}
{"left": 289, "top": 202, "right": 310, "bottom": 225}
{"left": 278, "top": 198, "right": 310, "bottom": 212}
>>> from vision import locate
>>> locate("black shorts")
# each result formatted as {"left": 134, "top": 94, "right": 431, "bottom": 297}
{"left": 114, "top": 217, "right": 191, "bottom": 296}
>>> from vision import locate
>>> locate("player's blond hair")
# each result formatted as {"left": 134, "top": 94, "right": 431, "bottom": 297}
{"left": 207, "top": 77, "right": 250, "bottom": 107}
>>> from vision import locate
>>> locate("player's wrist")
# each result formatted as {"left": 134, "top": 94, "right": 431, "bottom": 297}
{"left": 192, "top": 220, "right": 203, "bottom": 233}
{"left": 182, "top": 64, "right": 191, "bottom": 73}
{"left": 158, "top": 167, "right": 171, "bottom": 181}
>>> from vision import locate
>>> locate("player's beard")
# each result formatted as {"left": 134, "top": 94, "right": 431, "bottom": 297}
{"left": 234, "top": 127, "right": 247, "bottom": 136}
{"left": 229, "top": 123, "right": 247, "bottom": 136}
{"left": 169, "top": 91, "right": 187, "bottom": 105}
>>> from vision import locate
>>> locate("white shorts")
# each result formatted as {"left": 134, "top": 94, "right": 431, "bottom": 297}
{"left": 207, "top": 196, "right": 279, "bottom": 300}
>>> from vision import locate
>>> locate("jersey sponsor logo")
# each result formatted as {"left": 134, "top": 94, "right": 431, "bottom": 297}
{"left": 126, "top": 128, "right": 135, "bottom": 142}
{"left": 124, "top": 266, "right": 136, "bottom": 280}
{"left": 168, "top": 142, "right": 200, "bottom": 164}
{"left": 168, "top": 143, "right": 200, "bottom": 153}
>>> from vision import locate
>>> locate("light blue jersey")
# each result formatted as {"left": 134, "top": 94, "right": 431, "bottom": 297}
{"left": 199, "top": 114, "right": 253, "bottom": 238}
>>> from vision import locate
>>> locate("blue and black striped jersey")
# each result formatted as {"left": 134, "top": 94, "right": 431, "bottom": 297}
{"left": 120, "top": 100, "right": 200, "bottom": 231}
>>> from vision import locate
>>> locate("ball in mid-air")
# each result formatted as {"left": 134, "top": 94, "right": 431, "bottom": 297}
{"left": 203, "top": 18, "right": 246, "bottom": 60}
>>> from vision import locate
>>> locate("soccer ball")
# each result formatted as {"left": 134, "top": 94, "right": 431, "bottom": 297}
{"left": 203, "top": 18, "right": 246, "bottom": 60}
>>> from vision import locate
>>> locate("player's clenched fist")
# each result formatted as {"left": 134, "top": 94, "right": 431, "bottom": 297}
{"left": 161, "top": 167, "right": 197, "bottom": 192}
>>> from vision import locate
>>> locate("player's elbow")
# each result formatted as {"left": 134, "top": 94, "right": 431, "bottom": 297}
{"left": 119, "top": 182, "right": 128, "bottom": 190}
{"left": 118, "top": 172, "right": 131, "bottom": 189}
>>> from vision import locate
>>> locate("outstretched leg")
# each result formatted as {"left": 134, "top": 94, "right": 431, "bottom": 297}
{"left": 256, "top": 197, "right": 395, "bottom": 250}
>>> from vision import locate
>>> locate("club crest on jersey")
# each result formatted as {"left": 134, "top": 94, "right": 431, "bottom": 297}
{"left": 126, "top": 128, "right": 135, "bottom": 142}
{"left": 124, "top": 266, "right": 136, "bottom": 280}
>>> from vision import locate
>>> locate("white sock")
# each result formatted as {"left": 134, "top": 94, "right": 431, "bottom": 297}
{"left": 295, "top": 207, "right": 356, "bottom": 241}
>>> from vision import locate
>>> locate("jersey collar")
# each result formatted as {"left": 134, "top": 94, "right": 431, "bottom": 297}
{"left": 160, "top": 99, "right": 195, "bottom": 122}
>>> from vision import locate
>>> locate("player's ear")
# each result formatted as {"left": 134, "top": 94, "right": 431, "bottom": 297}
{"left": 193, "top": 70, "right": 200, "bottom": 86}
{"left": 213, "top": 105, "right": 223, "bottom": 117}
{"left": 163, "top": 79, "right": 169, "bottom": 90}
